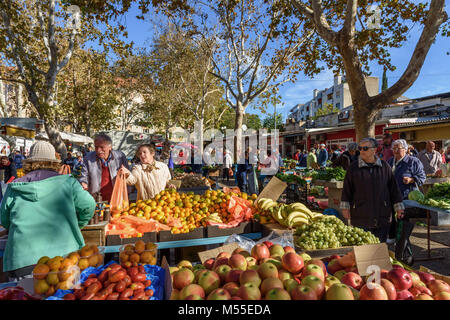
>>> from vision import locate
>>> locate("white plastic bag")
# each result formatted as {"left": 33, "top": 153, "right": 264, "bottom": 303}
{"left": 223, "top": 234, "right": 256, "bottom": 253}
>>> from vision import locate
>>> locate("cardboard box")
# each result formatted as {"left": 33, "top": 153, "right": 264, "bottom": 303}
{"left": 158, "top": 227, "right": 205, "bottom": 242}
{"left": 256, "top": 176, "right": 287, "bottom": 203}
{"left": 105, "top": 231, "right": 158, "bottom": 246}
{"left": 206, "top": 221, "right": 252, "bottom": 237}
{"left": 354, "top": 243, "right": 392, "bottom": 277}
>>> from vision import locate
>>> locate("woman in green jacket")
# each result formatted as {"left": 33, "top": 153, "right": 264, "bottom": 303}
{"left": 0, "top": 141, "right": 96, "bottom": 279}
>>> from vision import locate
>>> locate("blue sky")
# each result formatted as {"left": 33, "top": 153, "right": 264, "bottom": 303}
{"left": 107, "top": 3, "right": 450, "bottom": 121}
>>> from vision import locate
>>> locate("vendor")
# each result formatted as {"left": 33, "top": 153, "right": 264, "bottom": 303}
{"left": 0, "top": 141, "right": 96, "bottom": 280}
{"left": 119, "top": 144, "right": 173, "bottom": 200}
{"left": 79, "top": 133, "right": 129, "bottom": 202}
{"left": 0, "top": 156, "right": 17, "bottom": 183}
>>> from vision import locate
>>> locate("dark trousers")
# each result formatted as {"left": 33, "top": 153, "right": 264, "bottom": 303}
{"left": 366, "top": 226, "right": 390, "bottom": 243}
{"left": 222, "top": 168, "right": 230, "bottom": 182}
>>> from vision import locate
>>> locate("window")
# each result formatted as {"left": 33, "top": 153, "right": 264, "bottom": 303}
{"left": 327, "top": 94, "right": 333, "bottom": 100}
{"left": 336, "top": 103, "right": 340, "bottom": 109}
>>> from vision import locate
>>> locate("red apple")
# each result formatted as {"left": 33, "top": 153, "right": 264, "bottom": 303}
{"left": 213, "top": 257, "right": 229, "bottom": 270}
{"left": 281, "top": 252, "right": 304, "bottom": 274}
{"left": 427, "top": 279, "right": 450, "bottom": 296}
{"left": 239, "top": 269, "right": 262, "bottom": 287}
{"left": 334, "top": 270, "right": 347, "bottom": 281}
{"left": 260, "top": 277, "right": 284, "bottom": 296}
{"left": 225, "top": 269, "right": 243, "bottom": 284}
{"left": 416, "top": 271, "right": 435, "bottom": 286}
{"left": 207, "top": 288, "right": 231, "bottom": 300}
{"left": 251, "top": 244, "right": 270, "bottom": 261}
{"left": 387, "top": 268, "right": 413, "bottom": 291}
{"left": 327, "top": 259, "right": 343, "bottom": 275}
{"left": 228, "top": 254, "right": 247, "bottom": 271}
{"left": 396, "top": 289, "right": 414, "bottom": 300}
{"left": 236, "top": 282, "right": 261, "bottom": 300}
{"left": 263, "top": 241, "right": 273, "bottom": 248}
{"left": 301, "top": 275, "right": 325, "bottom": 299}
{"left": 359, "top": 283, "right": 388, "bottom": 300}
{"left": 434, "top": 291, "right": 450, "bottom": 300}
{"left": 278, "top": 269, "right": 294, "bottom": 282}
{"left": 203, "top": 258, "right": 215, "bottom": 270}
{"left": 222, "top": 282, "right": 240, "bottom": 296}
{"left": 257, "top": 262, "right": 279, "bottom": 280}
{"left": 216, "top": 252, "right": 231, "bottom": 260}
{"left": 380, "top": 279, "right": 397, "bottom": 300}
{"left": 340, "top": 272, "right": 363, "bottom": 290}
{"left": 325, "top": 283, "right": 355, "bottom": 300}
{"left": 265, "top": 288, "right": 291, "bottom": 300}
{"left": 409, "top": 272, "right": 421, "bottom": 286}
{"left": 290, "top": 285, "right": 318, "bottom": 300}
{"left": 283, "top": 246, "right": 295, "bottom": 253}
{"left": 380, "top": 269, "right": 389, "bottom": 280}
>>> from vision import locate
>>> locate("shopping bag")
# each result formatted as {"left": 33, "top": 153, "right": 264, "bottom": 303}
{"left": 110, "top": 171, "right": 129, "bottom": 214}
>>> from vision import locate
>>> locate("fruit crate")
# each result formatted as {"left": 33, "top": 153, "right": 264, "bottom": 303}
{"left": 206, "top": 221, "right": 252, "bottom": 237}
{"left": 295, "top": 244, "right": 354, "bottom": 259}
{"left": 105, "top": 231, "right": 158, "bottom": 246}
{"left": 284, "top": 183, "right": 309, "bottom": 204}
{"left": 158, "top": 226, "right": 205, "bottom": 242}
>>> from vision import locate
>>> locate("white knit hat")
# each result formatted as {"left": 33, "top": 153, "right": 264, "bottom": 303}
{"left": 23, "top": 141, "right": 61, "bottom": 164}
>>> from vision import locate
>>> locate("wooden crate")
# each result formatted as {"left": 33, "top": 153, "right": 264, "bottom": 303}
{"left": 81, "top": 221, "right": 108, "bottom": 247}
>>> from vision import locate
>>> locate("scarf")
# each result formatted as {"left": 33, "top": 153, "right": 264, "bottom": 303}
{"left": 142, "top": 161, "right": 159, "bottom": 172}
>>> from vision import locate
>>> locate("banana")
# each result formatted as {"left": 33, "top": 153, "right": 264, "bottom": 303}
{"left": 258, "top": 198, "right": 271, "bottom": 210}
{"left": 291, "top": 218, "right": 310, "bottom": 228}
{"left": 286, "top": 211, "right": 310, "bottom": 227}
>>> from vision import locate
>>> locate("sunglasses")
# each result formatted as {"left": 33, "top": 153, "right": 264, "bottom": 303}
{"left": 358, "top": 146, "right": 374, "bottom": 151}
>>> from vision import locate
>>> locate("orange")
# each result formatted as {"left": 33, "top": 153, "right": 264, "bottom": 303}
{"left": 58, "top": 267, "right": 72, "bottom": 282}
{"left": 60, "top": 258, "right": 73, "bottom": 269}
{"left": 130, "top": 253, "right": 140, "bottom": 264}
{"left": 79, "top": 246, "right": 94, "bottom": 258}
{"left": 46, "top": 272, "right": 60, "bottom": 286}
{"left": 88, "top": 254, "right": 98, "bottom": 267}
{"left": 37, "top": 256, "right": 50, "bottom": 265}
{"left": 78, "top": 258, "right": 89, "bottom": 270}
{"left": 47, "top": 257, "right": 62, "bottom": 271}
{"left": 67, "top": 252, "right": 80, "bottom": 265}
{"left": 120, "top": 252, "right": 129, "bottom": 263}
{"left": 33, "top": 264, "right": 50, "bottom": 280}
{"left": 34, "top": 279, "right": 50, "bottom": 295}
{"left": 56, "top": 280, "right": 71, "bottom": 291}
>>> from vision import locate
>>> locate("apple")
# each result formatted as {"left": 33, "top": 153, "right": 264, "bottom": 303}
{"left": 299, "top": 252, "right": 312, "bottom": 262}
{"left": 359, "top": 283, "right": 388, "bottom": 300}
{"left": 434, "top": 291, "right": 450, "bottom": 300}
{"left": 207, "top": 288, "right": 231, "bottom": 300}
{"left": 232, "top": 248, "right": 250, "bottom": 258}
{"left": 228, "top": 254, "right": 247, "bottom": 271}
{"left": 246, "top": 256, "right": 257, "bottom": 268}
{"left": 222, "top": 282, "right": 240, "bottom": 296}
{"left": 283, "top": 246, "right": 295, "bottom": 253}
{"left": 179, "top": 284, "right": 206, "bottom": 300}
{"left": 415, "top": 293, "right": 434, "bottom": 300}
{"left": 413, "top": 284, "right": 433, "bottom": 296}
{"left": 213, "top": 257, "right": 229, "bottom": 270}
{"left": 380, "top": 269, "right": 389, "bottom": 280}
{"left": 269, "top": 244, "right": 285, "bottom": 257}
{"left": 251, "top": 244, "right": 270, "bottom": 261}
{"left": 265, "top": 288, "right": 291, "bottom": 300}
{"left": 231, "top": 296, "right": 242, "bottom": 300}
{"left": 225, "top": 269, "right": 243, "bottom": 284}
{"left": 301, "top": 275, "right": 325, "bottom": 299}
{"left": 340, "top": 272, "right": 363, "bottom": 290}
{"left": 387, "top": 268, "right": 413, "bottom": 291}
{"left": 278, "top": 269, "right": 294, "bottom": 282}
{"left": 305, "top": 259, "right": 328, "bottom": 278}
{"left": 194, "top": 269, "right": 209, "bottom": 283}
{"left": 325, "top": 276, "right": 341, "bottom": 290}
{"left": 261, "top": 258, "right": 283, "bottom": 270}
{"left": 281, "top": 252, "right": 304, "bottom": 274}
{"left": 215, "top": 265, "right": 232, "bottom": 284}
{"left": 427, "top": 280, "right": 450, "bottom": 296}
{"left": 327, "top": 259, "right": 343, "bottom": 275}
{"left": 237, "top": 282, "right": 261, "bottom": 300}
{"left": 263, "top": 241, "right": 273, "bottom": 248}
{"left": 185, "top": 294, "right": 204, "bottom": 300}
{"left": 301, "top": 264, "right": 325, "bottom": 282}
{"left": 197, "top": 270, "right": 221, "bottom": 296}
{"left": 380, "top": 279, "right": 397, "bottom": 300}
{"left": 172, "top": 268, "right": 195, "bottom": 290}
{"left": 350, "top": 287, "right": 360, "bottom": 300}
{"left": 334, "top": 270, "right": 347, "bottom": 281}
{"left": 257, "top": 262, "right": 279, "bottom": 280}
{"left": 283, "top": 279, "right": 299, "bottom": 294}
{"left": 396, "top": 289, "right": 414, "bottom": 300}
{"left": 170, "top": 289, "right": 179, "bottom": 300}
{"left": 260, "top": 277, "right": 284, "bottom": 296}
{"left": 177, "top": 260, "right": 193, "bottom": 270}
{"left": 216, "top": 252, "right": 231, "bottom": 260}
{"left": 290, "top": 285, "right": 318, "bottom": 300}
{"left": 409, "top": 272, "right": 421, "bottom": 286}
{"left": 325, "top": 283, "right": 354, "bottom": 300}
{"left": 416, "top": 271, "right": 435, "bottom": 286}
{"left": 203, "top": 259, "right": 215, "bottom": 270}
{"left": 239, "top": 269, "right": 262, "bottom": 287}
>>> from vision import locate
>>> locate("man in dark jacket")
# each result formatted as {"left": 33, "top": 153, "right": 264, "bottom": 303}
{"left": 331, "top": 142, "right": 358, "bottom": 171}
{"left": 340, "top": 138, "right": 404, "bottom": 242}
{"left": 0, "top": 156, "right": 17, "bottom": 183}
{"left": 298, "top": 150, "right": 308, "bottom": 167}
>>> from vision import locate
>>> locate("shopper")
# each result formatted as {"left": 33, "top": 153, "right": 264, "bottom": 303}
{"left": 439, "top": 148, "right": 446, "bottom": 164}
{"left": 307, "top": 148, "right": 318, "bottom": 169}
{"left": 1, "top": 141, "right": 95, "bottom": 279}
{"left": 417, "top": 141, "right": 443, "bottom": 175}
{"left": 63, "top": 152, "right": 77, "bottom": 171}
{"left": 317, "top": 144, "right": 329, "bottom": 168}
{"left": 294, "top": 149, "right": 301, "bottom": 161}
{"left": 222, "top": 149, "right": 233, "bottom": 182}
{"left": 298, "top": 150, "right": 308, "bottom": 167}
{"left": 119, "top": 144, "right": 172, "bottom": 201}
{"left": 331, "top": 142, "right": 358, "bottom": 171}
{"left": 407, "top": 145, "right": 418, "bottom": 157}
{"left": 13, "top": 150, "right": 25, "bottom": 170}
{"left": 237, "top": 151, "right": 252, "bottom": 194}
{"left": 340, "top": 137, "right": 404, "bottom": 242}
{"left": 387, "top": 139, "right": 426, "bottom": 264}
{"left": 79, "top": 133, "right": 129, "bottom": 202}
{"left": 381, "top": 133, "right": 394, "bottom": 162}
{"left": 329, "top": 145, "right": 341, "bottom": 163}
{"left": 0, "top": 156, "right": 17, "bottom": 183}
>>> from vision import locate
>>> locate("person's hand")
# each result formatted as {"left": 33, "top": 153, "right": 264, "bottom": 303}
{"left": 341, "top": 209, "right": 350, "bottom": 220}
{"left": 118, "top": 165, "right": 131, "bottom": 178}
{"left": 168, "top": 184, "right": 176, "bottom": 189}
{"left": 403, "top": 177, "right": 414, "bottom": 184}
{"left": 396, "top": 210, "right": 405, "bottom": 219}
{"left": 81, "top": 182, "right": 88, "bottom": 190}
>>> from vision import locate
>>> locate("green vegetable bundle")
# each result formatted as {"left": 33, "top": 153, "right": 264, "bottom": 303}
{"left": 312, "top": 167, "right": 347, "bottom": 181}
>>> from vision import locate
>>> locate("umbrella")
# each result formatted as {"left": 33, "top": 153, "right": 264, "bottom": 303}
{"left": 174, "top": 142, "right": 198, "bottom": 149}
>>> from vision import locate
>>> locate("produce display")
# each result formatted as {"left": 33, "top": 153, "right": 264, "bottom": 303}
{"left": 61, "top": 263, "right": 155, "bottom": 300}
{"left": 16, "top": 168, "right": 25, "bottom": 178}
{"left": 119, "top": 240, "right": 158, "bottom": 266}
{"left": 0, "top": 286, "right": 41, "bottom": 300}
{"left": 313, "top": 167, "right": 346, "bottom": 182}
{"left": 179, "top": 173, "right": 211, "bottom": 188}
{"left": 32, "top": 245, "right": 104, "bottom": 296}
{"left": 275, "top": 173, "right": 307, "bottom": 185}
{"left": 295, "top": 215, "right": 380, "bottom": 250}
{"left": 169, "top": 242, "right": 450, "bottom": 300}
{"left": 256, "top": 198, "right": 323, "bottom": 228}
{"left": 410, "top": 183, "right": 450, "bottom": 209}
{"left": 108, "top": 188, "right": 257, "bottom": 236}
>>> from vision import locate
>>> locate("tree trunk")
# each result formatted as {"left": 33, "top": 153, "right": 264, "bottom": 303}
{"left": 353, "top": 101, "right": 379, "bottom": 142}
{"left": 45, "top": 124, "right": 67, "bottom": 160}
{"left": 195, "top": 118, "right": 204, "bottom": 165}
{"left": 234, "top": 102, "right": 245, "bottom": 163}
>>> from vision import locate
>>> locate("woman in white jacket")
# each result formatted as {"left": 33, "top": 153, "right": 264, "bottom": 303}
{"left": 222, "top": 149, "right": 233, "bottom": 182}
{"left": 119, "top": 144, "right": 172, "bottom": 200}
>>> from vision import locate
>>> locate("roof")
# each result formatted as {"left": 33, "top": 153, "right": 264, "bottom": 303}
{"left": 412, "top": 91, "right": 450, "bottom": 102}
{"left": 0, "top": 118, "right": 43, "bottom": 131}
{"left": 36, "top": 131, "right": 93, "bottom": 144}
{"left": 385, "top": 116, "right": 450, "bottom": 129}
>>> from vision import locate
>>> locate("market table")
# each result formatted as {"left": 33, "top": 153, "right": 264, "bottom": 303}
{"left": 403, "top": 199, "right": 449, "bottom": 261}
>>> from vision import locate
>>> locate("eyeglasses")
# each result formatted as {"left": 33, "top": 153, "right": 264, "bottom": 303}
{"left": 392, "top": 147, "right": 405, "bottom": 151}
{"left": 358, "top": 146, "right": 374, "bottom": 151}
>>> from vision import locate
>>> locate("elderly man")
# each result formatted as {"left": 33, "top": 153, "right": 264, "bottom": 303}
{"left": 340, "top": 137, "right": 404, "bottom": 242}
{"left": 79, "top": 134, "right": 129, "bottom": 202}
{"left": 417, "top": 141, "right": 443, "bottom": 175}
{"left": 331, "top": 142, "right": 358, "bottom": 171}
{"left": 380, "top": 133, "right": 394, "bottom": 162}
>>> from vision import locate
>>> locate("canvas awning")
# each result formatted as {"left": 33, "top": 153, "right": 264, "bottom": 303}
{"left": 36, "top": 131, "right": 94, "bottom": 144}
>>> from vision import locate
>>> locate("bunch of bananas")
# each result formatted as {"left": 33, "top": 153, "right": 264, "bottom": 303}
{"left": 204, "top": 212, "right": 223, "bottom": 224}
{"left": 257, "top": 198, "right": 323, "bottom": 228}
